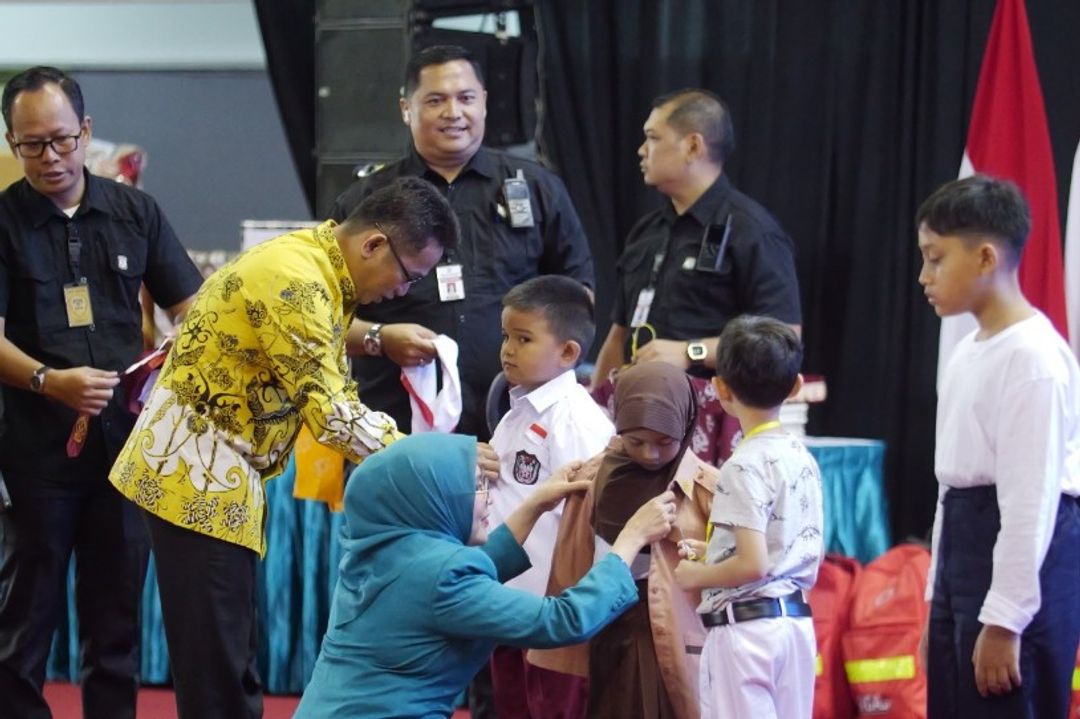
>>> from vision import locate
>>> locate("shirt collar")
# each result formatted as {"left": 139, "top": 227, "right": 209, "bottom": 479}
{"left": 21, "top": 169, "right": 110, "bottom": 229}
{"left": 405, "top": 144, "right": 497, "bottom": 182}
{"left": 509, "top": 369, "right": 580, "bottom": 413}
{"left": 314, "top": 220, "right": 357, "bottom": 308}
{"left": 660, "top": 173, "right": 732, "bottom": 228}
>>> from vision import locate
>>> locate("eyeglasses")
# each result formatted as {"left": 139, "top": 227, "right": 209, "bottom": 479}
{"left": 12, "top": 130, "right": 83, "bottom": 159}
{"left": 375, "top": 222, "right": 424, "bottom": 285}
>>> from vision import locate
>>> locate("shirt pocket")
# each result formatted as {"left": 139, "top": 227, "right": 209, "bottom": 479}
{"left": 7, "top": 250, "right": 66, "bottom": 334}
{"left": 98, "top": 228, "right": 149, "bottom": 314}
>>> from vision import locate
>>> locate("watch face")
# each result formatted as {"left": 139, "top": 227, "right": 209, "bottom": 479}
{"left": 688, "top": 343, "right": 708, "bottom": 361}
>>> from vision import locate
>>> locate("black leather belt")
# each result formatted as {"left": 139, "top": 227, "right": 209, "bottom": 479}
{"left": 702, "top": 591, "right": 812, "bottom": 628}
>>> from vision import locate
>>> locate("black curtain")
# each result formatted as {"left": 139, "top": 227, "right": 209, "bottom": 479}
{"left": 535, "top": 0, "right": 1080, "bottom": 542}
{"left": 254, "top": 0, "right": 317, "bottom": 212}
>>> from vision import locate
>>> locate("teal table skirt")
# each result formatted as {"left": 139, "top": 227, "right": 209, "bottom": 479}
{"left": 804, "top": 436, "right": 891, "bottom": 564}
{"left": 47, "top": 436, "right": 890, "bottom": 693}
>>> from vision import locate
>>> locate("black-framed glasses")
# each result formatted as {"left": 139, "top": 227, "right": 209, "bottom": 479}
{"left": 375, "top": 222, "right": 424, "bottom": 285}
{"left": 12, "top": 131, "right": 83, "bottom": 159}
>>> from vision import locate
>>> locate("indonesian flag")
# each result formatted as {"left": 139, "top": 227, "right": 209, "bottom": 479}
{"left": 937, "top": 0, "right": 1068, "bottom": 380}
{"left": 1066, "top": 141, "right": 1080, "bottom": 359}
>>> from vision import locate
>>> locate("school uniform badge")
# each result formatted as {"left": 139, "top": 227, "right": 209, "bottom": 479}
{"left": 512, "top": 450, "right": 541, "bottom": 485}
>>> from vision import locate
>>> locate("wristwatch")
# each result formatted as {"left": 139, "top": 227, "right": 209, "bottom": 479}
{"left": 29, "top": 365, "right": 50, "bottom": 393}
{"left": 686, "top": 341, "right": 708, "bottom": 368}
{"left": 362, "top": 323, "right": 384, "bottom": 357}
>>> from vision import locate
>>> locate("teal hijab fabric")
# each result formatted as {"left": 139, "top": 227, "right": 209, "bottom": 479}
{"left": 335, "top": 433, "right": 477, "bottom": 624}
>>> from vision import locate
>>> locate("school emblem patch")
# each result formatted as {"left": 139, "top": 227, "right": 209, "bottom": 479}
{"left": 512, "top": 450, "right": 541, "bottom": 485}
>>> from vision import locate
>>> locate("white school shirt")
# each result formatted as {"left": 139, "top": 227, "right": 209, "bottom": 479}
{"left": 489, "top": 369, "right": 615, "bottom": 595}
{"left": 927, "top": 312, "right": 1080, "bottom": 633}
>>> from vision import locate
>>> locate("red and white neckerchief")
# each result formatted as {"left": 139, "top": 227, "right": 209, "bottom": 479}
{"left": 399, "top": 334, "right": 462, "bottom": 434}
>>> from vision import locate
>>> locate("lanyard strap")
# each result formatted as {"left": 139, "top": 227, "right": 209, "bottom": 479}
{"left": 65, "top": 221, "right": 83, "bottom": 281}
{"left": 743, "top": 419, "right": 782, "bottom": 442}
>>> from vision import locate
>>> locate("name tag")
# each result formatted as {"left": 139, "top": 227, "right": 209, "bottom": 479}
{"left": 63, "top": 281, "right": 94, "bottom": 327}
{"left": 631, "top": 287, "right": 655, "bottom": 328}
{"left": 436, "top": 264, "right": 465, "bottom": 302}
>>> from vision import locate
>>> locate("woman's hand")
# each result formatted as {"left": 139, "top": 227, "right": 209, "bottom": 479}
{"left": 611, "top": 491, "right": 677, "bottom": 565}
{"left": 526, "top": 478, "right": 592, "bottom": 514}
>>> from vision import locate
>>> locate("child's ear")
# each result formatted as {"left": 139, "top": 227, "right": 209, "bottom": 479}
{"left": 560, "top": 340, "right": 582, "bottom": 368}
{"left": 712, "top": 376, "right": 734, "bottom": 402}
{"left": 787, "top": 373, "right": 804, "bottom": 401}
{"left": 977, "top": 241, "right": 1000, "bottom": 273}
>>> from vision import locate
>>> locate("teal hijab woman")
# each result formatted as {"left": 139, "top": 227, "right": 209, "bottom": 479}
{"left": 295, "top": 433, "right": 677, "bottom": 719}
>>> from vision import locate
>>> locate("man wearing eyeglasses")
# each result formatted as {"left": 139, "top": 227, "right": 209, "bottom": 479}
{"left": 0, "top": 66, "right": 204, "bottom": 718}
{"left": 332, "top": 45, "right": 595, "bottom": 443}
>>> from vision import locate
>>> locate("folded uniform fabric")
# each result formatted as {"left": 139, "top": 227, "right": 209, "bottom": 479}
{"left": 399, "top": 334, "right": 462, "bottom": 434}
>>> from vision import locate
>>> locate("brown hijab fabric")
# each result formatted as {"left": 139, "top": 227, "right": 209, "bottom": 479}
{"left": 591, "top": 362, "right": 698, "bottom": 545}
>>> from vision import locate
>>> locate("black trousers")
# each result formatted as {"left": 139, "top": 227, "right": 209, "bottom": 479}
{"left": 143, "top": 510, "right": 263, "bottom": 719}
{"left": 0, "top": 471, "right": 148, "bottom": 719}
{"left": 928, "top": 487, "right": 1080, "bottom": 719}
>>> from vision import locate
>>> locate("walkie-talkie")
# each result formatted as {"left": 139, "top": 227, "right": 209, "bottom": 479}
{"left": 502, "top": 169, "right": 535, "bottom": 228}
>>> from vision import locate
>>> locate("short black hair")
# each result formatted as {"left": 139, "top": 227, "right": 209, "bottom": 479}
{"left": 344, "top": 177, "right": 460, "bottom": 254}
{"left": 715, "top": 315, "right": 802, "bottom": 410}
{"left": 503, "top": 275, "right": 595, "bottom": 357}
{"left": 653, "top": 88, "right": 734, "bottom": 164}
{"left": 403, "top": 45, "right": 485, "bottom": 98}
{"left": 915, "top": 174, "right": 1030, "bottom": 266}
{"left": 2, "top": 66, "right": 84, "bottom": 132}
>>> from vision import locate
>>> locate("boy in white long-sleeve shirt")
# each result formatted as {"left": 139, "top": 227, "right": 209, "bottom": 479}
{"left": 916, "top": 175, "right": 1080, "bottom": 718}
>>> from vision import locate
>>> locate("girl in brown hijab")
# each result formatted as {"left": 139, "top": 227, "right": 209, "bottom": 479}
{"left": 529, "top": 362, "right": 719, "bottom": 719}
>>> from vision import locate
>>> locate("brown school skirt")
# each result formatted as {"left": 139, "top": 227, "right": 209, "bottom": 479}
{"left": 587, "top": 579, "right": 676, "bottom": 719}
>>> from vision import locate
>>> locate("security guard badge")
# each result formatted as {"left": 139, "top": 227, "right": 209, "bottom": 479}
{"left": 63, "top": 280, "right": 94, "bottom": 327}
{"left": 512, "top": 450, "right": 541, "bottom": 485}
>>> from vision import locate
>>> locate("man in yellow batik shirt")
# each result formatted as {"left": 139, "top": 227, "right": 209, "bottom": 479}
{"left": 109, "top": 177, "right": 461, "bottom": 719}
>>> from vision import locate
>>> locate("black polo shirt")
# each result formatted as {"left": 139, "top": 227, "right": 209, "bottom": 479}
{"left": 331, "top": 146, "right": 594, "bottom": 439}
{"left": 0, "top": 171, "right": 203, "bottom": 478}
{"left": 612, "top": 174, "right": 800, "bottom": 359}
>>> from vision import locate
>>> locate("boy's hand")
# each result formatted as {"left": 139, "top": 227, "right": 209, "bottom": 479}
{"left": 674, "top": 559, "right": 706, "bottom": 589}
{"left": 972, "top": 624, "right": 1021, "bottom": 697}
{"left": 677, "top": 538, "right": 707, "bottom": 562}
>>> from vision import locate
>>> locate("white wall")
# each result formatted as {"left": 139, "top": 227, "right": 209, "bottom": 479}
{"left": 0, "top": 1, "right": 265, "bottom": 70}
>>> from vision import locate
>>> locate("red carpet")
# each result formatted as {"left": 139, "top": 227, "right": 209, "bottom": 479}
{"left": 44, "top": 682, "right": 472, "bottom": 718}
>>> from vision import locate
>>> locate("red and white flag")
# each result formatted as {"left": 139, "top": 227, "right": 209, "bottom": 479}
{"left": 937, "top": 0, "right": 1068, "bottom": 380}
{"left": 1066, "top": 141, "right": 1080, "bottom": 359}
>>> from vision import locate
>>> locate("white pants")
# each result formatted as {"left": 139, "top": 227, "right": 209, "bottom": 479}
{"left": 699, "top": 616, "right": 816, "bottom": 719}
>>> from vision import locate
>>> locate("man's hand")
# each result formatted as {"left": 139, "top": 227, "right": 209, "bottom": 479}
{"left": 476, "top": 442, "right": 499, "bottom": 483}
{"left": 972, "top": 624, "right": 1021, "bottom": 697}
{"left": 380, "top": 323, "right": 438, "bottom": 367}
{"left": 44, "top": 367, "right": 120, "bottom": 415}
{"left": 633, "top": 338, "right": 689, "bottom": 370}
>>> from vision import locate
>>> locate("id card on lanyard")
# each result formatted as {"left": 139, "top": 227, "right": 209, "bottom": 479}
{"left": 63, "top": 222, "right": 94, "bottom": 327}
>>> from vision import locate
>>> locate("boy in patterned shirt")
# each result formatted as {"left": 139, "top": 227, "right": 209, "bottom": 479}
{"left": 674, "top": 314, "right": 823, "bottom": 718}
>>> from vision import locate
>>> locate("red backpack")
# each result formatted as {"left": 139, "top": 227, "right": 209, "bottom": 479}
{"left": 809, "top": 554, "right": 862, "bottom": 719}
{"left": 840, "top": 544, "right": 931, "bottom": 718}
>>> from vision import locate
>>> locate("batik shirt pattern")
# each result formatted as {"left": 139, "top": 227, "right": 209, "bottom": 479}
{"left": 109, "top": 221, "right": 400, "bottom": 554}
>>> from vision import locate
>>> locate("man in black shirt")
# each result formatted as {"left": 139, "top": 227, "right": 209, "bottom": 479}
{"left": 332, "top": 45, "right": 594, "bottom": 442}
{"left": 592, "top": 89, "right": 801, "bottom": 387}
{"left": 0, "top": 66, "right": 203, "bottom": 718}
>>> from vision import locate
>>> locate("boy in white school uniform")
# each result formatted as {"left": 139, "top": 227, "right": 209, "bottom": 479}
{"left": 915, "top": 175, "right": 1080, "bottom": 718}
{"left": 488, "top": 275, "right": 615, "bottom": 719}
